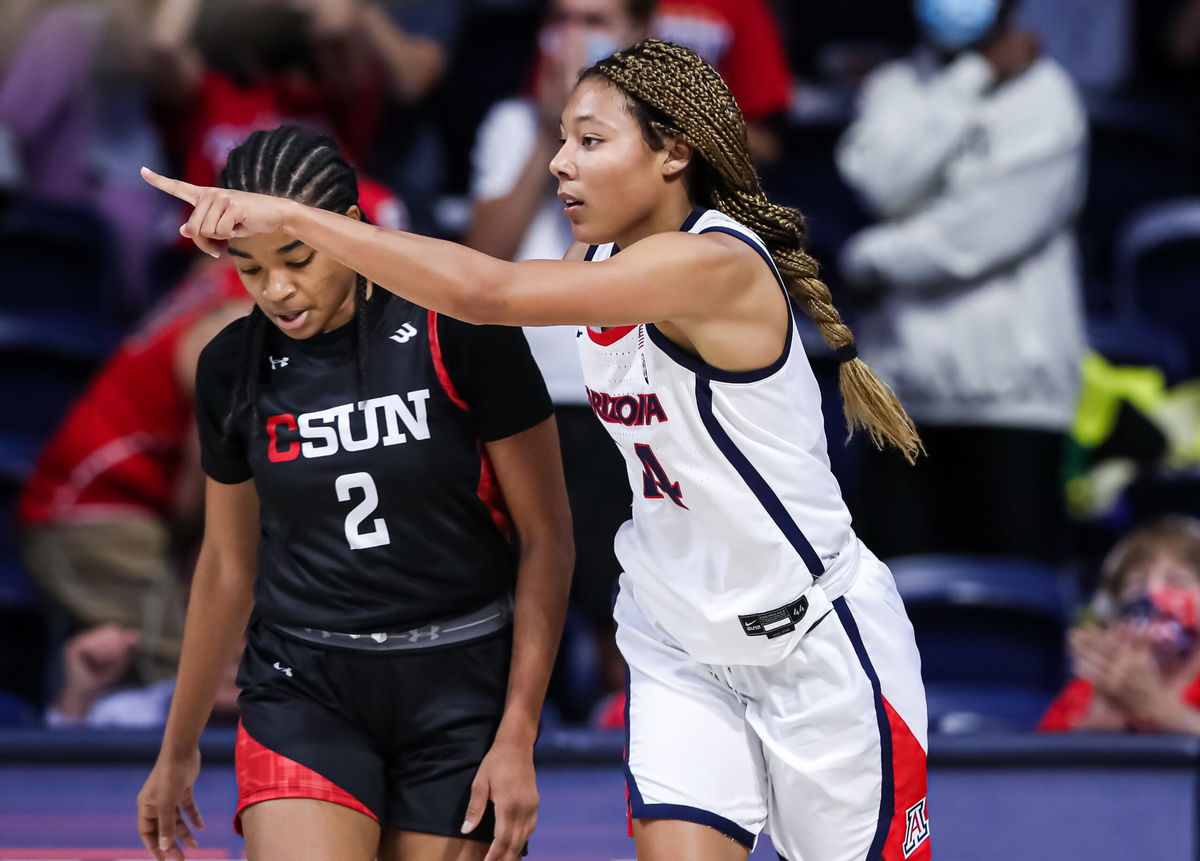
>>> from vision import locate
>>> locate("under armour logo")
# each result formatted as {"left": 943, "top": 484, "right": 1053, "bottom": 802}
{"left": 269, "top": 355, "right": 289, "bottom": 370}
{"left": 902, "top": 798, "right": 930, "bottom": 857}
{"left": 405, "top": 624, "right": 441, "bottom": 643}
{"left": 390, "top": 323, "right": 418, "bottom": 344}
{"left": 272, "top": 661, "right": 293, "bottom": 678}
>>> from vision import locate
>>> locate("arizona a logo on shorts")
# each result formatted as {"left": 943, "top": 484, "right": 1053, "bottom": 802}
{"left": 903, "top": 797, "right": 930, "bottom": 857}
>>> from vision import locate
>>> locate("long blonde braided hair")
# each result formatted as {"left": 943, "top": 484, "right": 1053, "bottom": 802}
{"left": 582, "top": 39, "right": 922, "bottom": 462}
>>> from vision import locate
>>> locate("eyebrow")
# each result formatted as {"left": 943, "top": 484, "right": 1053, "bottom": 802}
{"left": 226, "top": 239, "right": 308, "bottom": 260}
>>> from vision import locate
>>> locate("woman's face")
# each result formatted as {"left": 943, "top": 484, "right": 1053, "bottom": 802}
{"left": 1118, "top": 551, "right": 1200, "bottom": 604}
{"left": 227, "top": 214, "right": 359, "bottom": 339}
{"left": 549, "top": 78, "right": 688, "bottom": 247}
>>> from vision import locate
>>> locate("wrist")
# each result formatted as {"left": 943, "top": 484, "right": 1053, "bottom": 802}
{"left": 56, "top": 684, "right": 98, "bottom": 719}
{"left": 494, "top": 711, "right": 540, "bottom": 749}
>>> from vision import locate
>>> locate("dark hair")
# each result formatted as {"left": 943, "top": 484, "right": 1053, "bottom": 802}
{"left": 217, "top": 125, "right": 368, "bottom": 438}
{"left": 625, "top": 0, "right": 658, "bottom": 25}
{"left": 579, "top": 40, "right": 922, "bottom": 462}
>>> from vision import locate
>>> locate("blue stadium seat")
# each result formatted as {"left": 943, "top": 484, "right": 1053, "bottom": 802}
{"left": 1113, "top": 198, "right": 1200, "bottom": 377}
{"left": 924, "top": 682, "right": 1056, "bottom": 734}
{"left": 0, "top": 198, "right": 122, "bottom": 361}
{"left": 887, "top": 555, "right": 1073, "bottom": 732}
{"left": 1086, "top": 316, "right": 1189, "bottom": 384}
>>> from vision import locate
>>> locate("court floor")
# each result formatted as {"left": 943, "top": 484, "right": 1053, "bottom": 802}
{"left": 0, "top": 762, "right": 780, "bottom": 860}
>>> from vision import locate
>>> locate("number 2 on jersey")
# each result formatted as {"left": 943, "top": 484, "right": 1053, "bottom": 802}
{"left": 335, "top": 472, "right": 391, "bottom": 549}
{"left": 634, "top": 443, "right": 687, "bottom": 509}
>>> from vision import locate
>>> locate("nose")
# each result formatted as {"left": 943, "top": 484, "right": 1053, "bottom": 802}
{"left": 263, "top": 268, "right": 296, "bottom": 303}
{"left": 549, "top": 140, "right": 575, "bottom": 181}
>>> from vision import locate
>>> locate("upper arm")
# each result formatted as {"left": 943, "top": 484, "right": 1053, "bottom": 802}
{"left": 197, "top": 477, "right": 260, "bottom": 582}
{"left": 485, "top": 231, "right": 755, "bottom": 328}
{"left": 483, "top": 418, "right": 572, "bottom": 552}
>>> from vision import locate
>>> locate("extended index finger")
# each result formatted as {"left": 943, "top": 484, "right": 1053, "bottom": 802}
{"left": 140, "top": 166, "right": 202, "bottom": 206}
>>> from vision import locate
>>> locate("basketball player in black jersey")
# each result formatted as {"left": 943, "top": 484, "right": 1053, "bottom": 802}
{"left": 136, "top": 127, "right": 573, "bottom": 861}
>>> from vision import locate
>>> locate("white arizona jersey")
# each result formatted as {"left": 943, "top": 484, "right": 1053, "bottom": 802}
{"left": 578, "top": 209, "right": 859, "bottom": 665}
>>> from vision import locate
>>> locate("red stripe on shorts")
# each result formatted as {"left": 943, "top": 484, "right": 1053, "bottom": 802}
{"left": 881, "top": 698, "right": 931, "bottom": 860}
{"left": 233, "top": 721, "right": 376, "bottom": 834}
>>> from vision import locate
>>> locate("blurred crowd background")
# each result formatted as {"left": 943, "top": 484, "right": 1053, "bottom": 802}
{"left": 2, "top": 0, "right": 1200, "bottom": 741}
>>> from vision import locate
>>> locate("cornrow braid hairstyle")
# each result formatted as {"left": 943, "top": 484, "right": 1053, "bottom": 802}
{"left": 217, "top": 125, "right": 371, "bottom": 439}
{"left": 581, "top": 40, "right": 923, "bottom": 463}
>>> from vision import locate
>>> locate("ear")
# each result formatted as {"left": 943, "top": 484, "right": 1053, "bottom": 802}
{"left": 660, "top": 136, "right": 693, "bottom": 180}
{"left": 344, "top": 204, "right": 364, "bottom": 222}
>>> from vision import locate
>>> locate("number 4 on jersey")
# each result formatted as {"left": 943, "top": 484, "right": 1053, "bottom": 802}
{"left": 634, "top": 443, "right": 687, "bottom": 509}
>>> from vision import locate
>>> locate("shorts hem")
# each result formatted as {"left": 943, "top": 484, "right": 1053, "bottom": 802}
{"left": 234, "top": 786, "right": 379, "bottom": 835}
{"left": 630, "top": 801, "right": 756, "bottom": 850}
{"left": 383, "top": 819, "right": 490, "bottom": 844}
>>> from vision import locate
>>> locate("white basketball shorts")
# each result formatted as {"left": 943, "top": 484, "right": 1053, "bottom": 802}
{"left": 615, "top": 543, "right": 931, "bottom": 861}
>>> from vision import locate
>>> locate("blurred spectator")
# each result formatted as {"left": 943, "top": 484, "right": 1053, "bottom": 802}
{"left": 46, "top": 623, "right": 241, "bottom": 729}
{"left": 836, "top": 0, "right": 1087, "bottom": 563}
{"left": 362, "top": 0, "right": 466, "bottom": 235}
{"left": 0, "top": 0, "right": 175, "bottom": 309}
{"left": 19, "top": 261, "right": 251, "bottom": 683}
{"left": 652, "top": 0, "right": 792, "bottom": 163}
{"left": 1040, "top": 517, "right": 1200, "bottom": 734}
{"left": 148, "top": 0, "right": 385, "bottom": 191}
{"left": 465, "top": 0, "right": 652, "bottom": 717}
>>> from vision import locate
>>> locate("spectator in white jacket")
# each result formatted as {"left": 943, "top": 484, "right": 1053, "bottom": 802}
{"left": 836, "top": 0, "right": 1087, "bottom": 563}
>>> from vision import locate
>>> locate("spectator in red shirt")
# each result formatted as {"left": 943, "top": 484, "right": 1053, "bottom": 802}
{"left": 148, "top": 0, "right": 385, "bottom": 193}
{"left": 652, "top": 0, "right": 793, "bottom": 163}
{"left": 1040, "top": 517, "right": 1200, "bottom": 734}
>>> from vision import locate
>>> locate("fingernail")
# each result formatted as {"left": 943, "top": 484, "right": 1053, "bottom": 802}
{"left": 461, "top": 819, "right": 474, "bottom": 833}
{"left": 159, "top": 837, "right": 170, "bottom": 851}
{"left": 209, "top": 251, "right": 220, "bottom": 259}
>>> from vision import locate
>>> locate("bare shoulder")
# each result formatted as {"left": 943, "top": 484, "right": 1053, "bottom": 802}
{"left": 616, "top": 229, "right": 756, "bottom": 274}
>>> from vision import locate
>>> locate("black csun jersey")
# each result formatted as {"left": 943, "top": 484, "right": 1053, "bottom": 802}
{"left": 195, "top": 288, "right": 553, "bottom": 631}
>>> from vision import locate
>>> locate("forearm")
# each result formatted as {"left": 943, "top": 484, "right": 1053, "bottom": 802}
{"left": 358, "top": 4, "right": 445, "bottom": 102}
{"left": 495, "top": 536, "right": 573, "bottom": 747}
{"left": 465, "top": 138, "right": 561, "bottom": 260}
{"left": 1147, "top": 699, "right": 1200, "bottom": 735}
{"left": 837, "top": 55, "right": 992, "bottom": 218}
{"left": 282, "top": 202, "right": 509, "bottom": 322}
{"left": 158, "top": 550, "right": 254, "bottom": 758}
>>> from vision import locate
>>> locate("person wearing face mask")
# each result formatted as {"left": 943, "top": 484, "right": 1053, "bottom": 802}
{"left": 836, "top": 0, "right": 1088, "bottom": 564}
{"left": 464, "top": 0, "right": 657, "bottom": 718}
{"left": 1039, "top": 517, "right": 1200, "bottom": 734}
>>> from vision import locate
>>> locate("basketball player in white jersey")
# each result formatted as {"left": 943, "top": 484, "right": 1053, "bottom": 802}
{"left": 145, "top": 39, "right": 931, "bottom": 861}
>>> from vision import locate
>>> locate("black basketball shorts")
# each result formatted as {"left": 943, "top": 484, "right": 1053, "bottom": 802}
{"left": 234, "top": 618, "right": 512, "bottom": 842}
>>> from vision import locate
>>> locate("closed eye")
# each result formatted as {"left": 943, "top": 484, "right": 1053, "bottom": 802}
{"left": 237, "top": 266, "right": 262, "bottom": 276}
{"left": 286, "top": 252, "right": 316, "bottom": 269}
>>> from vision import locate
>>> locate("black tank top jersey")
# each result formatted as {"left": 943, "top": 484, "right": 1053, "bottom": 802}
{"left": 195, "top": 289, "right": 553, "bottom": 632}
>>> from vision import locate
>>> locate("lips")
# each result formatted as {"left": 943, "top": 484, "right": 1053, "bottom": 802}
{"left": 558, "top": 190, "right": 584, "bottom": 215}
{"left": 274, "top": 309, "right": 310, "bottom": 331}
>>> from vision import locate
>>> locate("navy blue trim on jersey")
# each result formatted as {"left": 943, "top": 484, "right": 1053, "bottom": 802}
{"left": 833, "top": 597, "right": 894, "bottom": 861}
{"left": 694, "top": 378, "right": 824, "bottom": 577}
{"left": 623, "top": 658, "right": 756, "bottom": 850}
{"left": 680, "top": 206, "right": 704, "bottom": 232}
{"left": 584, "top": 244, "right": 599, "bottom": 262}
{"left": 644, "top": 224, "right": 795, "bottom": 384}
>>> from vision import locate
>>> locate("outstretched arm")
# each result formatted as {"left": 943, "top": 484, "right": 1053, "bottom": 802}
{"left": 139, "top": 168, "right": 752, "bottom": 330}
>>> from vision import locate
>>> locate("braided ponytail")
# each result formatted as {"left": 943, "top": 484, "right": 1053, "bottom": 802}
{"left": 582, "top": 40, "right": 922, "bottom": 462}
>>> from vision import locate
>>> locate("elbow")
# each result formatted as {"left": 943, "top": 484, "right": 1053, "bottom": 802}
{"left": 450, "top": 263, "right": 516, "bottom": 326}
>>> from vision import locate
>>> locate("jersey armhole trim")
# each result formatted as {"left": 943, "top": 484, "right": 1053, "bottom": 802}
{"left": 428, "top": 310, "right": 470, "bottom": 411}
{"left": 642, "top": 225, "right": 795, "bottom": 384}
